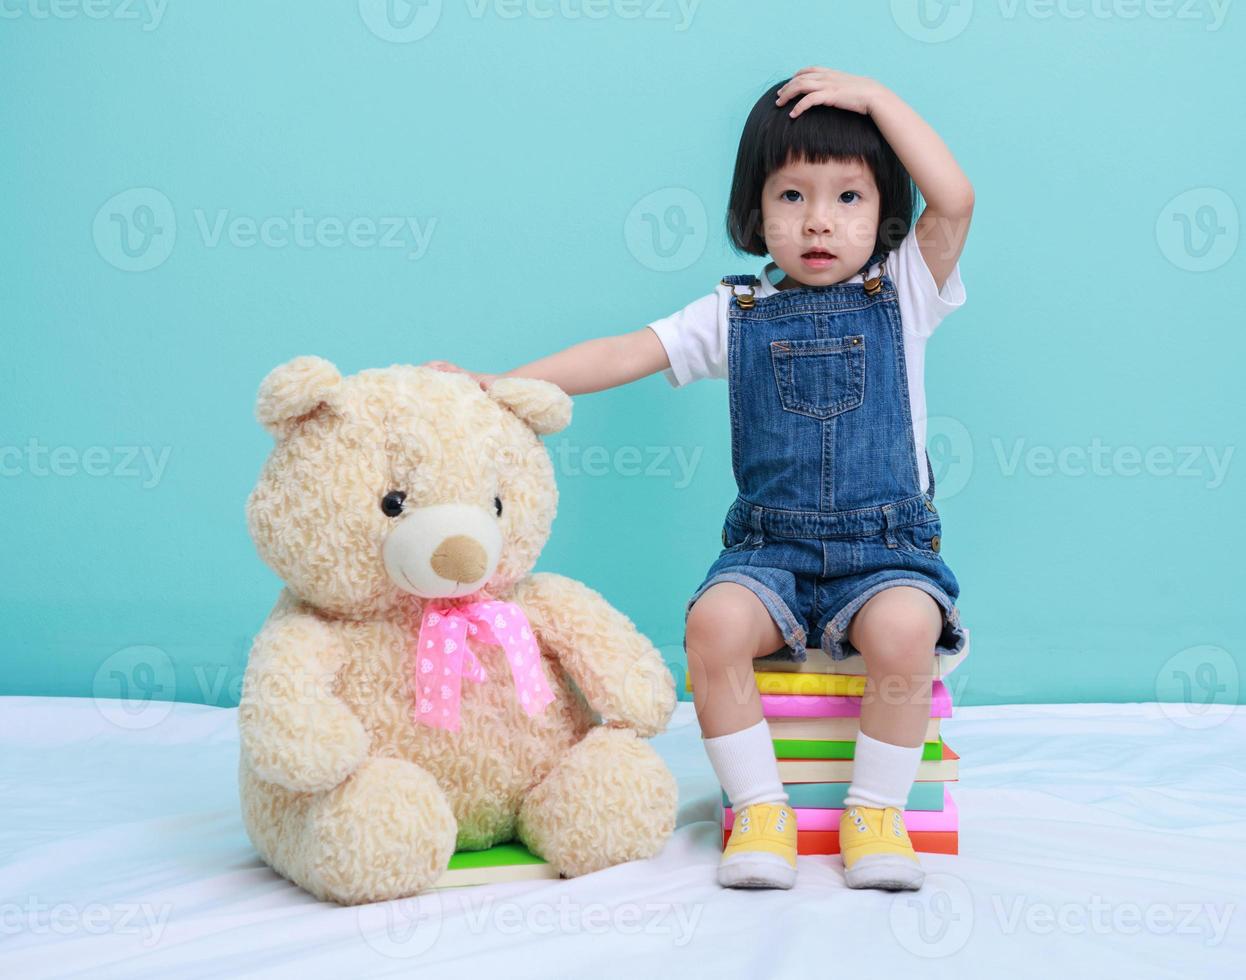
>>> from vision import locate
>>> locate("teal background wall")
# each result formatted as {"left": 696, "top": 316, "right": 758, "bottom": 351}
{"left": 3, "top": 1, "right": 1242, "bottom": 715}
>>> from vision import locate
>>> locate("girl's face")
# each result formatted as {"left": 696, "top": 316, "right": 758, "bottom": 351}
{"left": 760, "top": 155, "right": 881, "bottom": 288}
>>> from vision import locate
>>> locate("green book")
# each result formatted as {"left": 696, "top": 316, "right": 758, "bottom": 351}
{"left": 433, "top": 842, "right": 560, "bottom": 889}
{"left": 773, "top": 737, "right": 943, "bottom": 760}
{"left": 722, "top": 779, "right": 946, "bottom": 810}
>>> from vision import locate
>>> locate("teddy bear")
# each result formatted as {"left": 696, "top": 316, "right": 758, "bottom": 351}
{"left": 239, "top": 355, "right": 679, "bottom": 906}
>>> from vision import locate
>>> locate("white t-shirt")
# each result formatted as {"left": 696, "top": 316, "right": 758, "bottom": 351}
{"left": 646, "top": 221, "right": 965, "bottom": 494}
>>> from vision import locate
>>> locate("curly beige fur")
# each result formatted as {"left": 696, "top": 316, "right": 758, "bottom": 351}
{"left": 239, "top": 357, "right": 678, "bottom": 905}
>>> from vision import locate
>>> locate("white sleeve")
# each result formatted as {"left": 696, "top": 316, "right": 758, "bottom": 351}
{"left": 889, "top": 220, "right": 967, "bottom": 339}
{"left": 646, "top": 290, "right": 726, "bottom": 388}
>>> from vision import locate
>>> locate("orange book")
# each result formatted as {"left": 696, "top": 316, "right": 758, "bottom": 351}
{"left": 721, "top": 827, "right": 959, "bottom": 856}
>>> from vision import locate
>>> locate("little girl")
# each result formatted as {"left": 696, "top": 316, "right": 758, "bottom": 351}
{"left": 427, "top": 66, "right": 973, "bottom": 893}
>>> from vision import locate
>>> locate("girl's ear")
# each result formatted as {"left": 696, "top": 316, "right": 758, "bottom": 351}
{"left": 485, "top": 377, "right": 572, "bottom": 435}
{"left": 254, "top": 355, "right": 343, "bottom": 439}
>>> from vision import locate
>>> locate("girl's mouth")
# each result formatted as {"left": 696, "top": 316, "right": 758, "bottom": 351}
{"left": 801, "top": 249, "right": 836, "bottom": 269}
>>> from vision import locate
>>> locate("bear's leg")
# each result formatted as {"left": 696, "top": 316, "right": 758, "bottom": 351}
{"left": 516, "top": 726, "right": 677, "bottom": 877}
{"left": 241, "top": 756, "right": 457, "bottom": 905}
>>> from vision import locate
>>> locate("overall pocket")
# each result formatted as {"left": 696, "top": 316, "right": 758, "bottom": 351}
{"left": 770, "top": 335, "right": 866, "bottom": 419}
{"left": 721, "top": 517, "right": 764, "bottom": 553}
{"left": 892, "top": 519, "right": 943, "bottom": 557}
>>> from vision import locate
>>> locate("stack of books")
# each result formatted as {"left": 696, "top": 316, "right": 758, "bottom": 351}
{"left": 688, "top": 630, "right": 969, "bottom": 856}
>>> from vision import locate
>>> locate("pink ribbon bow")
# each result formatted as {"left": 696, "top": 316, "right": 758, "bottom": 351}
{"left": 409, "top": 596, "right": 555, "bottom": 731}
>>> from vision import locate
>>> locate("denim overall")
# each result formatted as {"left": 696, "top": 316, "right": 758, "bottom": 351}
{"left": 684, "top": 253, "right": 968, "bottom": 663}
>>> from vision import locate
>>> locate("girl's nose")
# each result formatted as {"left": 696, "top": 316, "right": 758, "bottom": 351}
{"left": 805, "top": 213, "right": 833, "bottom": 235}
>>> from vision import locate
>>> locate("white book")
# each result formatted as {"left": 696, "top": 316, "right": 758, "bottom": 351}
{"left": 756, "top": 628, "right": 971, "bottom": 679}
{"left": 778, "top": 751, "right": 957, "bottom": 783}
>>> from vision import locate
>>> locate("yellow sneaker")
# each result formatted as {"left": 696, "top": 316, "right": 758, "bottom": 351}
{"left": 719, "top": 801, "right": 797, "bottom": 889}
{"left": 840, "top": 805, "right": 925, "bottom": 890}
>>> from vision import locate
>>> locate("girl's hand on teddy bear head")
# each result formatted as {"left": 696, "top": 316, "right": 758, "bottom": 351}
{"left": 422, "top": 360, "right": 497, "bottom": 391}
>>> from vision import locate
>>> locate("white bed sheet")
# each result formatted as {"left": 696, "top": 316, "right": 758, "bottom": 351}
{"left": 1, "top": 695, "right": 1243, "bottom": 979}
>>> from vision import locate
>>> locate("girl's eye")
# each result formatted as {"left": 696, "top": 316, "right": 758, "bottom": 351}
{"left": 840, "top": 191, "right": 860, "bottom": 204}
{"left": 780, "top": 189, "right": 803, "bottom": 203}
{"left": 494, "top": 496, "right": 503, "bottom": 517}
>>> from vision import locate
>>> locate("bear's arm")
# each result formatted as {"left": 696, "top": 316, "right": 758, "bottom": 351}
{"left": 510, "top": 572, "right": 677, "bottom": 738}
{"left": 238, "top": 597, "right": 371, "bottom": 792}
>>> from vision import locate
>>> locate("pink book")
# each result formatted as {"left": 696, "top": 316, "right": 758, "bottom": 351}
{"left": 723, "top": 788, "right": 959, "bottom": 832}
{"left": 761, "top": 679, "right": 952, "bottom": 719}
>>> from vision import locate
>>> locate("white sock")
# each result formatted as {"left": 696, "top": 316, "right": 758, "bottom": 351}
{"left": 843, "top": 730, "right": 923, "bottom": 810}
{"left": 703, "top": 717, "right": 789, "bottom": 810}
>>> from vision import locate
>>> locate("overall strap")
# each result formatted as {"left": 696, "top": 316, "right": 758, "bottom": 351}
{"left": 721, "top": 273, "right": 761, "bottom": 309}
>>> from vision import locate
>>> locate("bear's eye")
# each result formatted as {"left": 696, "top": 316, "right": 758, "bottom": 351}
{"left": 493, "top": 496, "right": 503, "bottom": 517}
{"left": 380, "top": 490, "right": 407, "bottom": 518}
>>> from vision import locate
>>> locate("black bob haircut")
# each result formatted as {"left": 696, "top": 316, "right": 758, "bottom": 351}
{"left": 726, "top": 79, "right": 917, "bottom": 260}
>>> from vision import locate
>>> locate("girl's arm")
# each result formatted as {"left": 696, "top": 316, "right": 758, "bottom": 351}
{"left": 777, "top": 67, "right": 974, "bottom": 292}
{"left": 423, "top": 325, "right": 671, "bottom": 396}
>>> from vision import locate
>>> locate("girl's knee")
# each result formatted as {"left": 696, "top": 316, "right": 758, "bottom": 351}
{"left": 685, "top": 583, "right": 772, "bottom": 662}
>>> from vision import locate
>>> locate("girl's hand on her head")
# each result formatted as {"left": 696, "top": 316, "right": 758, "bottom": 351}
{"left": 775, "top": 67, "right": 885, "bottom": 118}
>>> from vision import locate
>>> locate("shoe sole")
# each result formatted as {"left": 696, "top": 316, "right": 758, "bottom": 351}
{"left": 844, "top": 855, "right": 925, "bottom": 891}
{"left": 718, "top": 852, "right": 797, "bottom": 889}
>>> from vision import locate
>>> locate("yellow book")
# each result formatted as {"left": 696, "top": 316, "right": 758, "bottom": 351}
{"left": 685, "top": 671, "right": 866, "bottom": 697}
{"left": 756, "top": 632, "right": 971, "bottom": 679}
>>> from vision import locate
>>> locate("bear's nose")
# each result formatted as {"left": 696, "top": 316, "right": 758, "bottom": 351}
{"left": 430, "top": 535, "right": 488, "bottom": 583}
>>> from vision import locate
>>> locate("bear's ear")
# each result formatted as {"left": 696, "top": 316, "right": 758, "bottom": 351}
{"left": 254, "top": 355, "right": 343, "bottom": 439}
{"left": 486, "top": 377, "right": 572, "bottom": 435}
